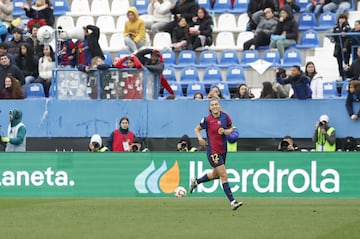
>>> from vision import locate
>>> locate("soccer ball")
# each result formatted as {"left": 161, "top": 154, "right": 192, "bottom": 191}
{"left": 174, "top": 186, "right": 187, "bottom": 198}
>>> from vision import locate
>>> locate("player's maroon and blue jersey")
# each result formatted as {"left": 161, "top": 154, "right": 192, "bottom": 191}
{"left": 199, "top": 111, "right": 232, "bottom": 155}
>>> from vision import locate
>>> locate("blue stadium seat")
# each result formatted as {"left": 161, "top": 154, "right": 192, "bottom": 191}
{"left": 103, "top": 51, "right": 113, "bottom": 65}
{"left": 197, "top": 0, "right": 213, "bottom": 9}
{"left": 297, "top": 0, "right": 309, "bottom": 12}
{"left": 53, "top": 0, "right": 70, "bottom": 16}
{"left": 341, "top": 80, "right": 350, "bottom": 98}
{"left": 203, "top": 65, "right": 223, "bottom": 83}
{"left": 281, "top": 48, "right": 302, "bottom": 68}
{"left": 162, "top": 82, "right": 184, "bottom": 98}
{"left": 314, "top": 12, "right": 336, "bottom": 31}
{"left": 230, "top": 0, "right": 248, "bottom": 14}
{"left": 240, "top": 50, "right": 259, "bottom": 68}
{"left": 174, "top": 50, "right": 197, "bottom": 68}
{"left": 197, "top": 50, "right": 218, "bottom": 68}
{"left": 225, "top": 65, "right": 246, "bottom": 85}
{"left": 180, "top": 66, "right": 200, "bottom": 83}
{"left": 132, "top": 0, "right": 149, "bottom": 15}
{"left": 186, "top": 82, "right": 206, "bottom": 98}
{"left": 162, "top": 66, "right": 177, "bottom": 82}
{"left": 262, "top": 49, "right": 281, "bottom": 67}
{"left": 211, "top": 82, "right": 231, "bottom": 99}
{"left": 161, "top": 50, "right": 176, "bottom": 66}
{"left": 296, "top": 30, "right": 320, "bottom": 49}
{"left": 117, "top": 50, "right": 131, "bottom": 59}
{"left": 25, "top": 83, "right": 45, "bottom": 98}
{"left": 218, "top": 49, "right": 240, "bottom": 68}
{"left": 322, "top": 82, "right": 339, "bottom": 98}
{"left": 213, "top": 0, "right": 232, "bottom": 14}
{"left": 298, "top": 12, "right": 316, "bottom": 31}
{"left": 13, "top": 0, "right": 25, "bottom": 17}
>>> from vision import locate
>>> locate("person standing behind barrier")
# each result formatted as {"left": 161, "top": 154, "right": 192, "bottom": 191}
{"left": 1, "top": 108, "right": 26, "bottom": 152}
{"left": 177, "top": 134, "right": 198, "bottom": 152}
{"left": 305, "top": 61, "right": 323, "bottom": 99}
{"left": 88, "top": 134, "right": 108, "bottom": 152}
{"left": 345, "top": 80, "right": 360, "bottom": 121}
{"left": 107, "top": 117, "right": 135, "bottom": 152}
{"left": 124, "top": 7, "right": 146, "bottom": 53}
{"left": 312, "top": 114, "right": 336, "bottom": 151}
{"left": 190, "top": 98, "right": 243, "bottom": 211}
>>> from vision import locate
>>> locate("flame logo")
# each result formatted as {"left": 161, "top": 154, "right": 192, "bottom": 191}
{"left": 134, "top": 160, "right": 180, "bottom": 194}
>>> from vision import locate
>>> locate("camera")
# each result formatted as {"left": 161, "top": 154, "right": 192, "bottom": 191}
{"left": 276, "top": 68, "right": 287, "bottom": 78}
{"left": 319, "top": 121, "right": 326, "bottom": 128}
{"left": 280, "top": 140, "right": 289, "bottom": 149}
{"left": 131, "top": 144, "right": 139, "bottom": 152}
{"left": 181, "top": 142, "right": 188, "bottom": 150}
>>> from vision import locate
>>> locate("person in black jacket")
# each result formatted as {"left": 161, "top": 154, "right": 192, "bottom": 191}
{"left": 0, "top": 54, "right": 24, "bottom": 93}
{"left": 187, "top": 7, "right": 213, "bottom": 50}
{"left": 83, "top": 25, "right": 105, "bottom": 62}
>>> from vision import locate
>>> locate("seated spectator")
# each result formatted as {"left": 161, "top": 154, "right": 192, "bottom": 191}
{"left": 305, "top": 61, "right": 323, "bottom": 99}
{"left": 15, "top": 43, "right": 38, "bottom": 85}
{"left": 130, "top": 137, "right": 149, "bottom": 152}
{"left": 345, "top": 79, "right": 360, "bottom": 121}
{"left": 171, "top": 17, "right": 189, "bottom": 51}
{"left": 277, "top": 136, "right": 298, "bottom": 151}
{"left": 342, "top": 136, "right": 359, "bottom": 151}
{"left": 34, "top": 45, "right": 55, "bottom": 97}
{"left": 247, "top": 0, "right": 275, "bottom": 31}
{"left": 124, "top": 7, "right": 146, "bottom": 53}
{"left": 177, "top": 134, "right": 197, "bottom": 152}
{"left": 344, "top": 48, "right": 360, "bottom": 80}
{"left": 269, "top": 5, "right": 298, "bottom": 59}
{"left": 276, "top": 65, "right": 312, "bottom": 99}
{"left": 88, "top": 134, "right": 109, "bottom": 152}
{"left": 0, "top": 0, "right": 13, "bottom": 42}
{"left": 260, "top": 81, "right": 277, "bottom": 98}
{"left": 0, "top": 43, "right": 15, "bottom": 64}
{"left": 244, "top": 8, "right": 278, "bottom": 50}
{"left": 25, "top": 23, "right": 43, "bottom": 58}
{"left": 233, "top": 83, "right": 255, "bottom": 99}
{"left": 146, "top": 0, "right": 172, "bottom": 38}
{"left": 187, "top": 7, "right": 213, "bottom": 51}
{"left": 305, "top": 0, "right": 329, "bottom": 19}
{"left": 0, "top": 75, "right": 24, "bottom": 99}
{"left": 193, "top": 92, "right": 204, "bottom": 100}
{"left": 22, "top": 0, "right": 54, "bottom": 29}
{"left": 207, "top": 85, "right": 224, "bottom": 99}
{"left": 323, "top": 0, "right": 351, "bottom": 20}
{"left": 0, "top": 54, "right": 24, "bottom": 93}
{"left": 6, "top": 27, "right": 25, "bottom": 59}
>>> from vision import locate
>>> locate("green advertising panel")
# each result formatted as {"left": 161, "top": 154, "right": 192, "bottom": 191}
{"left": 0, "top": 152, "right": 359, "bottom": 198}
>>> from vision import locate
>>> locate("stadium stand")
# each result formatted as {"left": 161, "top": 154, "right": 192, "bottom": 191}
{"left": 314, "top": 12, "right": 336, "bottom": 31}
{"left": 96, "top": 16, "right": 117, "bottom": 34}
{"left": 90, "top": 0, "right": 111, "bottom": 16}
{"left": 218, "top": 49, "right": 240, "bottom": 68}
{"left": 341, "top": 81, "right": 350, "bottom": 98}
{"left": 163, "top": 66, "right": 177, "bottom": 82}
{"left": 25, "top": 83, "right": 46, "bottom": 98}
{"left": 225, "top": 65, "right": 246, "bottom": 85}
{"left": 296, "top": 30, "right": 321, "bottom": 49}
{"left": 108, "top": 33, "right": 127, "bottom": 52}
{"left": 103, "top": 51, "right": 113, "bottom": 65}
{"left": 152, "top": 32, "right": 172, "bottom": 51}
{"left": 117, "top": 50, "right": 132, "bottom": 59}
{"left": 53, "top": 0, "right": 70, "bottom": 16}
{"left": 214, "top": 13, "right": 238, "bottom": 32}
{"left": 197, "top": 0, "right": 213, "bottom": 9}
{"left": 56, "top": 15, "right": 75, "bottom": 29}
{"left": 67, "top": 0, "right": 90, "bottom": 16}
{"left": 180, "top": 66, "right": 200, "bottom": 83}
{"left": 211, "top": 31, "right": 236, "bottom": 50}
{"left": 298, "top": 12, "right": 316, "bottom": 31}
{"left": 110, "top": 0, "right": 130, "bottom": 16}
{"left": 322, "top": 81, "right": 339, "bottom": 98}
{"left": 203, "top": 65, "right": 223, "bottom": 83}
{"left": 162, "top": 82, "right": 184, "bottom": 98}
{"left": 132, "top": 0, "right": 149, "bottom": 15}
{"left": 231, "top": 0, "right": 249, "bottom": 14}
{"left": 236, "top": 31, "right": 254, "bottom": 51}
{"left": 213, "top": 0, "right": 232, "bottom": 14}
{"left": 240, "top": 49, "right": 259, "bottom": 68}
{"left": 161, "top": 50, "right": 177, "bottom": 66}
{"left": 174, "top": 50, "right": 197, "bottom": 68}
{"left": 262, "top": 49, "right": 281, "bottom": 67}
{"left": 116, "top": 15, "right": 127, "bottom": 32}
{"left": 13, "top": 0, "right": 25, "bottom": 17}
{"left": 282, "top": 48, "right": 302, "bottom": 68}
{"left": 186, "top": 82, "right": 207, "bottom": 98}
{"left": 75, "top": 16, "right": 95, "bottom": 29}
{"left": 197, "top": 50, "right": 218, "bottom": 68}
{"left": 211, "top": 82, "right": 231, "bottom": 99}
{"left": 99, "top": 33, "right": 110, "bottom": 52}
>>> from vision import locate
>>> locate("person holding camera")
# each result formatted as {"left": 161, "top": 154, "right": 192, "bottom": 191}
{"left": 1, "top": 108, "right": 26, "bottom": 152}
{"left": 88, "top": 134, "right": 108, "bottom": 152}
{"left": 177, "top": 134, "right": 197, "bottom": 152}
{"left": 107, "top": 117, "right": 135, "bottom": 152}
{"left": 130, "top": 137, "right": 149, "bottom": 152}
{"left": 312, "top": 114, "right": 336, "bottom": 152}
{"left": 276, "top": 65, "right": 312, "bottom": 99}
{"left": 277, "top": 135, "right": 298, "bottom": 152}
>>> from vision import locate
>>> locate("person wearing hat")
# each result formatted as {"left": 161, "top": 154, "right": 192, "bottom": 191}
{"left": 107, "top": 117, "right": 135, "bottom": 152}
{"left": 1, "top": 109, "right": 26, "bottom": 152}
{"left": 88, "top": 134, "right": 108, "bottom": 152}
{"left": 312, "top": 114, "right": 336, "bottom": 152}
{"left": 177, "top": 134, "right": 197, "bottom": 152}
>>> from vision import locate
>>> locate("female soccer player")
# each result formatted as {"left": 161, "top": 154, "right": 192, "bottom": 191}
{"left": 190, "top": 98, "right": 243, "bottom": 210}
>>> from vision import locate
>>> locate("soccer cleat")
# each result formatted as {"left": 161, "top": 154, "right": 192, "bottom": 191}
{"left": 189, "top": 178, "right": 198, "bottom": 194}
{"left": 231, "top": 200, "right": 243, "bottom": 211}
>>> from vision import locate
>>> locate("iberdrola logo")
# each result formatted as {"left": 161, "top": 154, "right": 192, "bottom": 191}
{"left": 134, "top": 160, "right": 180, "bottom": 194}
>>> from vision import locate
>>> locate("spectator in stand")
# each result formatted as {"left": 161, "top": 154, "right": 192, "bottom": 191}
{"left": 193, "top": 92, "right": 204, "bottom": 100}
{"left": 187, "top": 7, "right": 213, "bottom": 51}
{"left": 269, "top": 5, "right": 298, "bottom": 59}
{"left": 277, "top": 135, "right": 298, "bottom": 151}
{"left": 177, "top": 134, "right": 198, "bottom": 152}
{"left": 323, "top": 0, "right": 351, "bottom": 20}
{"left": 345, "top": 79, "right": 360, "bottom": 121}
{"left": 260, "top": 81, "right": 277, "bottom": 98}
{"left": 15, "top": 43, "right": 38, "bottom": 85}
{"left": 0, "top": 0, "right": 13, "bottom": 42}
{"left": 246, "top": 0, "right": 275, "bottom": 31}
{"left": 305, "top": 61, "right": 323, "bottom": 99}
{"left": 0, "top": 43, "right": 14, "bottom": 63}
{"left": 0, "top": 75, "right": 24, "bottom": 99}
{"left": 273, "top": 0, "right": 300, "bottom": 16}
{"left": 25, "top": 23, "right": 43, "bottom": 58}
{"left": 171, "top": 17, "right": 189, "bottom": 51}
{"left": 34, "top": 45, "right": 55, "bottom": 97}
{"left": 146, "top": 0, "right": 172, "bottom": 38}
{"left": 306, "top": 0, "right": 330, "bottom": 19}
{"left": 77, "top": 56, "right": 104, "bottom": 99}
{"left": 107, "top": 117, "right": 135, "bottom": 152}
{"left": 344, "top": 20, "right": 360, "bottom": 61}
{"left": 233, "top": 83, "right": 255, "bottom": 99}
{"left": 276, "top": 65, "right": 312, "bottom": 99}
{"left": 88, "top": 134, "right": 108, "bottom": 152}
{"left": 58, "top": 38, "right": 76, "bottom": 67}
{"left": 207, "top": 85, "right": 225, "bottom": 99}
{"left": 243, "top": 7, "right": 278, "bottom": 50}
{"left": 22, "top": 0, "right": 54, "bottom": 29}
{"left": 331, "top": 13, "right": 351, "bottom": 81}
{"left": 6, "top": 27, "right": 25, "bottom": 59}
{"left": 344, "top": 48, "right": 360, "bottom": 80}
{"left": 163, "top": 0, "right": 199, "bottom": 36}
{"left": 312, "top": 114, "right": 336, "bottom": 151}
{"left": 0, "top": 54, "right": 24, "bottom": 93}
{"left": 124, "top": 7, "right": 146, "bottom": 53}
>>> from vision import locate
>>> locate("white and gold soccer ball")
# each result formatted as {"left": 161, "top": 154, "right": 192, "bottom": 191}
{"left": 174, "top": 186, "right": 187, "bottom": 198}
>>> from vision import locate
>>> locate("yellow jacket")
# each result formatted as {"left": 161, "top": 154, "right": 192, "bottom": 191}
{"left": 124, "top": 7, "right": 146, "bottom": 43}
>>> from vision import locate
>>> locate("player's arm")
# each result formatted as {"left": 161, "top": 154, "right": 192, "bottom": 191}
{"left": 223, "top": 125, "right": 233, "bottom": 136}
{"left": 194, "top": 125, "right": 206, "bottom": 147}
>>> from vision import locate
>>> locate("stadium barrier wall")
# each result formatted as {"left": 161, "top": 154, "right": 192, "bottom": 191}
{"left": 0, "top": 152, "right": 359, "bottom": 198}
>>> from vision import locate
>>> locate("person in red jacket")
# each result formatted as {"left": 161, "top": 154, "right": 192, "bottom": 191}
{"left": 107, "top": 117, "right": 135, "bottom": 152}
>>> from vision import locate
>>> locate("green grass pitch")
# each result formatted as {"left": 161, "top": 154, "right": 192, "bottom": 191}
{"left": 0, "top": 198, "right": 359, "bottom": 239}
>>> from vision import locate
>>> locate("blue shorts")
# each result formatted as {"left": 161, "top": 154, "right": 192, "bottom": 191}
{"left": 207, "top": 153, "right": 226, "bottom": 168}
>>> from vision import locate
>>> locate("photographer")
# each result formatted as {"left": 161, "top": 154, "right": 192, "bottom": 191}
{"left": 130, "top": 137, "right": 149, "bottom": 152}
{"left": 177, "top": 134, "right": 197, "bottom": 152}
{"left": 312, "top": 114, "right": 336, "bottom": 152}
{"left": 277, "top": 135, "right": 298, "bottom": 152}
{"left": 88, "top": 134, "right": 108, "bottom": 152}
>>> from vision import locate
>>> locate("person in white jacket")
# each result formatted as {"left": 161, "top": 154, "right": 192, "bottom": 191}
{"left": 34, "top": 45, "right": 55, "bottom": 97}
{"left": 305, "top": 61, "right": 323, "bottom": 99}
{"left": 146, "top": 0, "right": 172, "bottom": 37}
